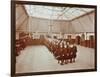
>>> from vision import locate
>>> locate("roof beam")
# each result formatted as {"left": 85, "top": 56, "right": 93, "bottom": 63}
{"left": 57, "top": 7, "right": 70, "bottom": 19}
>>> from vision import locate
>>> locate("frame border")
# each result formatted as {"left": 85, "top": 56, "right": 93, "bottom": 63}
{"left": 11, "top": 0, "right": 97, "bottom": 77}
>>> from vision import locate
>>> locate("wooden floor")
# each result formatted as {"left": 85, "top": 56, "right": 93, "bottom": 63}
{"left": 16, "top": 45, "right": 95, "bottom": 73}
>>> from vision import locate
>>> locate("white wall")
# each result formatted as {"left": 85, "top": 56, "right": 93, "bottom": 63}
{"left": 71, "top": 12, "right": 95, "bottom": 33}
{"left": 16, "top": 5, "right": 29, "bottom": 39}
{"left": 16, "top": 5, "right": 29, "bottom": 31}
{"left": 28, "top": 16, "right": 71, "bottom": 33}
{"left": 20, "top": 12, "right": 95, "bottom": 34}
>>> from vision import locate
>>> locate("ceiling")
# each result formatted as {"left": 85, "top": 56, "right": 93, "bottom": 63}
{"left": 24, "top": 5, "right": 94, "bottom": 20}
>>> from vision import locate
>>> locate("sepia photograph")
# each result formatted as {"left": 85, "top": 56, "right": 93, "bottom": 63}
{"left": 11, "top": 0, "right": 97, "bottom": 76}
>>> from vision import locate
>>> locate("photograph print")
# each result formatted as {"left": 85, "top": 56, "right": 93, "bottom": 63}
{"left": 11, "top": 0, "right": 97, "bottom": 76}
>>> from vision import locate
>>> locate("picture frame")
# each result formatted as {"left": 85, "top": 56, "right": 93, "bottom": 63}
{"left": 11, "top": 0, "right": 97, "bottom": 76}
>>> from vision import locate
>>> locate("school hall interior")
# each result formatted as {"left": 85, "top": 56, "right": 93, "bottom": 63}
{"left": 15, "top": 4, "right": 96, "bottom": 73}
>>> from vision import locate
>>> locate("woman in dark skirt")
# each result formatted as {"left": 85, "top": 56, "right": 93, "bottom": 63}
{"left": 55, "top": 46, "right": 62, "bottom": 64}
{"left": 63, "top": 46, "right": 69, "bottom": 64}
{"left": 72, "top": 45, "right": 77, "bottom": 62}
{"left": 69, "top": 47, "right": 74, "bottom": 63}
